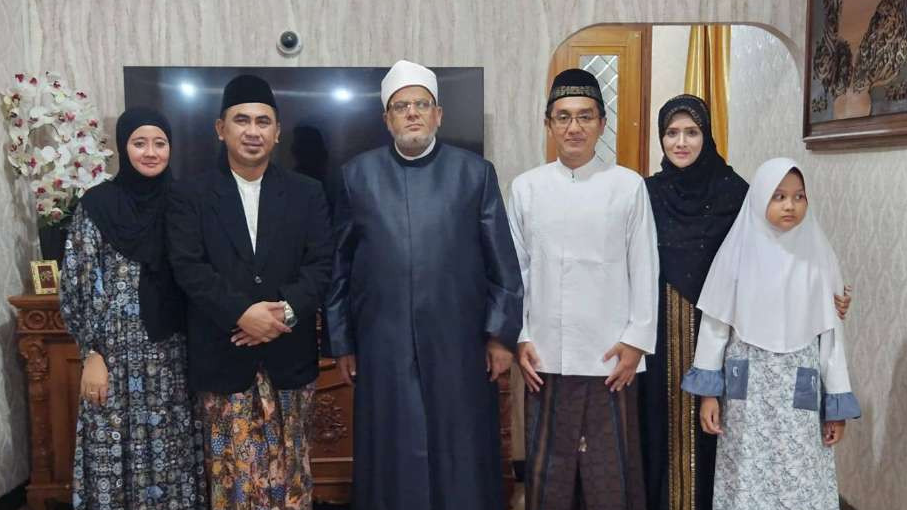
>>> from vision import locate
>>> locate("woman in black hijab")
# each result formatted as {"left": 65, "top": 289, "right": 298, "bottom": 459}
{"left": 638, "top": 95, "right": 851, "bottom": 510}
{"left": 637, "top": 93, "right": 747, "bottom": 510}
{"left": 60, "top": 107, "right": 205, "bottom": 510}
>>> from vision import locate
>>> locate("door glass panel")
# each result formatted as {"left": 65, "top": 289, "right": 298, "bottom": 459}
{"left": 579, "top": 54, "right": 619, "bottom": 167}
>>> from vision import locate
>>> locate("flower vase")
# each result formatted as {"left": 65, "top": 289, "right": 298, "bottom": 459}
{"left": 38, "top": 221, "right": 68, "bottom": 266}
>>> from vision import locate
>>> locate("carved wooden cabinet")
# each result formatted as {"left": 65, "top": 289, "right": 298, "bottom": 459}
{"left": 11, "top": 294, "right": 77, "bottom": 510}
{"left": 10, "top": 294, "right": 513, "bottom": 509}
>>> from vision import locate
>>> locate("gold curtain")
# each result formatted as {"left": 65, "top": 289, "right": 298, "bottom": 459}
{"left": 684, "top": 25, "right": 730, "bottom": 159}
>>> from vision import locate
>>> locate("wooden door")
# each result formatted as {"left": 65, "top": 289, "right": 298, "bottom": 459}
{"left": 548, "top": 25, "right": 652, "bottom": 175}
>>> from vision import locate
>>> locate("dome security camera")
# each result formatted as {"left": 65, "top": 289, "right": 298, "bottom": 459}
{"left": 277, "top": 30, "right": 302, "bottom": 56}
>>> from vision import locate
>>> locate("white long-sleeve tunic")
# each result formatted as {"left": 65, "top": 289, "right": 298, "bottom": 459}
{"left": 692, "top": 312, "right": 855, "bottom": 395}
{"left": 508, "top": 157, "right": 659, "bottom": 376}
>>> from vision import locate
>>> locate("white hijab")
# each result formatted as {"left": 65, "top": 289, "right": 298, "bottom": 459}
{"left": 697, "top": 157, "right": 844, "bottom": 353}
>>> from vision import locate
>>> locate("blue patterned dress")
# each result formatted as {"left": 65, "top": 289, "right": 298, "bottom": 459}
{"left": 60, "top": 206, "right": 206, "bottom": 510}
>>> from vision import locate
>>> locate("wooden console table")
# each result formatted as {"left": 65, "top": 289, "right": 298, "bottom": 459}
{"left": 10, "top": 294, "right": 513, "bottom": 509}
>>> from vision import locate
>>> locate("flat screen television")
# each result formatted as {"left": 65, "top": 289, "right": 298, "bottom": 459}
{"left": 123, "top": 66, "right": 484, "bottom": 181}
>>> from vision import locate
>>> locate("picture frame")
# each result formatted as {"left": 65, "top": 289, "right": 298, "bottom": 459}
{"left": 30, "top": 260, "right": 60, "bottom": 295}
{"left": 803, "top": 0, "right": 907, "bottom": 150}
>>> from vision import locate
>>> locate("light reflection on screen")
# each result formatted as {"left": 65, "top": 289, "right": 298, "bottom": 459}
{"left": 123, "top": 66, "right": 484, "bottom": 182}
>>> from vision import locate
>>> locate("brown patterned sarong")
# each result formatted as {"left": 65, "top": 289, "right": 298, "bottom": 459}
{"left": 525, "top": 374, "right": 646, "bottom": 510}
{"left": 197, "top": 371, "right": 315, "bottom": 510}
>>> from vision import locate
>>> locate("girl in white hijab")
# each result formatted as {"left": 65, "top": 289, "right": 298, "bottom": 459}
{"left": 681, "top": 158, "right": 860, "bottom": 510}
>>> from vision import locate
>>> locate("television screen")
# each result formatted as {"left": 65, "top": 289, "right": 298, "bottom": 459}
{"left": 123, "top": 66, "right": 484, "bottom": 181}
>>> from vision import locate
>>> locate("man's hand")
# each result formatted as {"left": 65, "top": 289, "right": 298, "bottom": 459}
{"left": 486, "top": 337, "right": 514, "bottom": 382}
{"left": 233, "top": 301, "right": 292, "bottom": 346}
{"left": 518, "top": 342, "right": 544, "bottom": 392}
{"left": 603, "top": 342, "right": 645, "bottom": 392}
{"left": 700, "top": 396, "right": 723, "bottom": 434}
{"left": 232, "top": 304, "right": 286, "bottom": 346}
{"left": 337, "top": 355, "right": 357, "bottom": 386}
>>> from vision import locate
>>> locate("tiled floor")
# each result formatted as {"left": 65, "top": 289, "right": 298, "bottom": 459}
{"left": 11, "top": 491, "right": 856, "bottom": 510}
{"left": 10, "top": 486, "right": 528, "bottom": 510}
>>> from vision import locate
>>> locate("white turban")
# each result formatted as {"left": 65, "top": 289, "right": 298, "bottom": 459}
{"left": 380, "top": 60, "right": 438, "bottom": 110}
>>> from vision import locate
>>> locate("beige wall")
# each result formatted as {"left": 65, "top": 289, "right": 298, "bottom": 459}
{"left": 0, "top": 0, "right": 39, "bottom": 496}
{"left": 0, "top": 1, "right": 904, "bottom": 507}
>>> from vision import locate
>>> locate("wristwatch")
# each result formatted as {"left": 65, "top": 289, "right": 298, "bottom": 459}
{"left": 283, "top": 302, "right": 298, "bottom": 328}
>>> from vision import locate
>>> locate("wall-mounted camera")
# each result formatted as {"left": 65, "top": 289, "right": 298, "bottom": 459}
{"left": 277, "top": 30, "right": 302, "bottom": 57}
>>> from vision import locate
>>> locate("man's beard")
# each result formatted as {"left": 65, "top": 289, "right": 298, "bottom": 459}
{"left": 394, "top": 126, "right": 437, "bottom": 154}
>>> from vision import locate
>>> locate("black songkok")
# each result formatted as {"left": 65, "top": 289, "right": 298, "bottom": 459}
{"left": 220, "top": 74, "right": 278, "bottom": 114}
{"left": 547, "top": 68, "right": 604, "bottom": 108}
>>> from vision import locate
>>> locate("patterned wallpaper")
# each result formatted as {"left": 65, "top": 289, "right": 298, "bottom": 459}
{"left": 0, "top": 1, "right": 903, "bottom": 507}
{"left": 0, "top": 0, "right": 37, "bottom": 496}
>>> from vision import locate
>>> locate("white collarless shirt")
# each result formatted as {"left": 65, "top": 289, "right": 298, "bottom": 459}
{"left": 231, "top": 170, "right": 263, "bottom": 253}
{"left": 507, "top": 157, "right": 660, "bottom": 376}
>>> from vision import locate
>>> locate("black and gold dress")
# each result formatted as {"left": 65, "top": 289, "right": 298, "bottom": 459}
{"left": 637, "top": 95, "right": 748, "bottom": 510}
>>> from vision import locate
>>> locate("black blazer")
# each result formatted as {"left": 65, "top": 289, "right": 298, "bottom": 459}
{"left": 166, "top": 164, "right": 333, "bottom": 394}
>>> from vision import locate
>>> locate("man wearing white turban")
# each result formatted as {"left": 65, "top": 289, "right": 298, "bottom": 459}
{"left": 325, "top": 59, "right": 523, "bottom": 510}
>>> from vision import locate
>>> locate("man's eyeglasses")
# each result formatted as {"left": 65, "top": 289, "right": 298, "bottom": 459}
{"left": 548, "top": 113, "right": 601, "bottom": 128}
{"left": 389, "top": 99, "right": 435, "bottom": 116}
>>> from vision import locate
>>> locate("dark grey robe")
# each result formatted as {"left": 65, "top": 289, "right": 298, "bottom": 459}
{"left": 326, "top": 142, "right": 523, "bottom": 510}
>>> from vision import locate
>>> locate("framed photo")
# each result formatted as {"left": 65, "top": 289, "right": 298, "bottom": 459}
{"left": 30, "top": 260, "right": 60, "bottom": 295}
{"left": 803, "top": 0, "right": 907, "bottom": 150}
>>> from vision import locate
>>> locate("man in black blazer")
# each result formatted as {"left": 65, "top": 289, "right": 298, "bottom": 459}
{"left": 167, "top": 74, "right": 332, "bottom": 509}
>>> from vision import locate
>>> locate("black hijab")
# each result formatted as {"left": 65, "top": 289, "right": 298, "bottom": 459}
{"left": 645, "top": 94, "right": 748, "bottom": 303}
{"left": 79, "top": 107, "right": 185, "bottom": 341}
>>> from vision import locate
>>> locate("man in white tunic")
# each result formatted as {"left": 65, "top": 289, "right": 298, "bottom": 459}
{"left": 510, "top": 68, "right": 658, "bottom": 510}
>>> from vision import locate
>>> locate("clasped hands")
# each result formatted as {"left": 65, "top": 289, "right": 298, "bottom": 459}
{"left": 231, "top": 301, "right": 292, "bottom": 347}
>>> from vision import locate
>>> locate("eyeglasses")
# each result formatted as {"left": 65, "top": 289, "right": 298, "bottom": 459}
{"left": 548, "top": 113, "right": 601, "bottom": 128}
{"left": 389, "top": 99, "right": 435, "bottom": 116}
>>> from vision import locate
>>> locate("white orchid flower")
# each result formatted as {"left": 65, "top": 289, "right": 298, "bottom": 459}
{"left": 37, "top": 145, "right": 57, "bottom": 163}
{"left": 3, "top": 71, "right": 114, "bottom": 225}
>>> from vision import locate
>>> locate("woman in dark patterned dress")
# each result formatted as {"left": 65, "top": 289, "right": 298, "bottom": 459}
{"left": 60, "top": 107, "right": 206, "bottom": 510}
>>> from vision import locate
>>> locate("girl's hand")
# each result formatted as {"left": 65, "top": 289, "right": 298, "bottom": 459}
{"left": 823, "top": 420, "right": 846, "bottom": 446}
{"left": 700, "top": 396, "right": 723, "bottom": 435}
{"left": 834, "top": 285, "right": 852, "bottom": 319}
{"left": 80, "top": 352, "right": 109, "bottom": 406}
